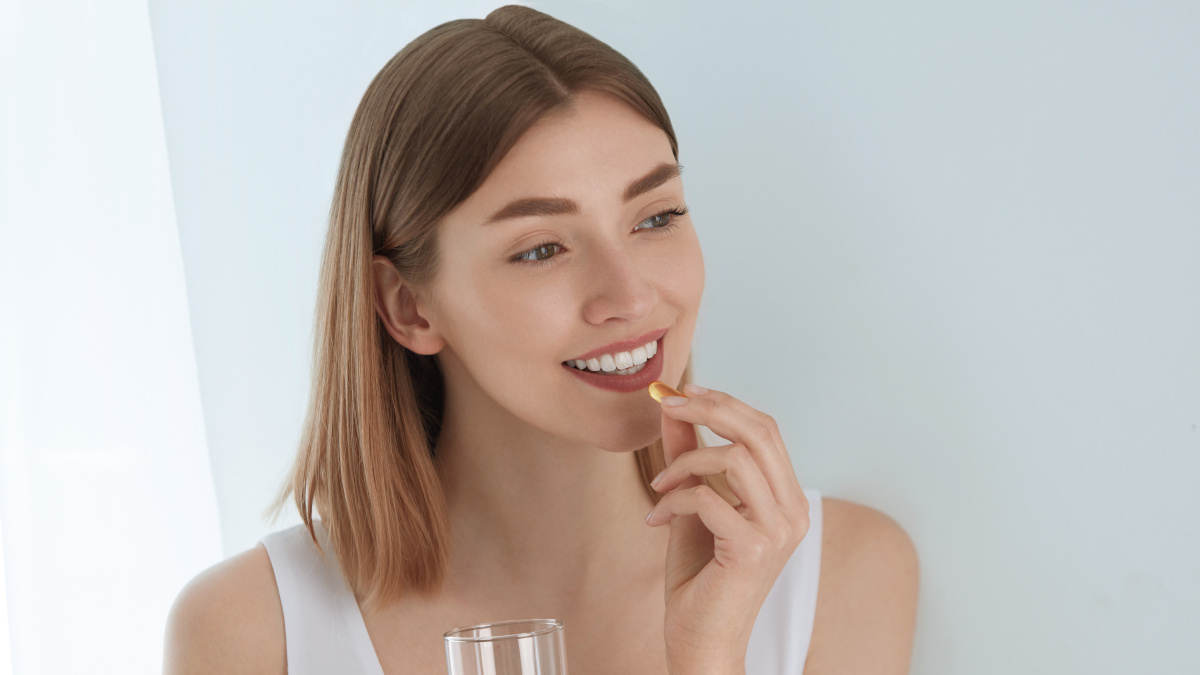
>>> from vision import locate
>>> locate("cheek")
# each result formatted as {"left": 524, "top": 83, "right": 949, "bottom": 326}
{"left": 658, "top": 232, "right": 704, "bottom": 382}
{"left": 657, "top": 229, "right": 705, "bottom": 309}
{"left": 469, "top": 282, "right": 577, "bottom": 375}
{"left": 688, "top": 235, "right": 706, "bottom": 302}
{"left": 435, "top": 253, "right": 577, "bottom": 390}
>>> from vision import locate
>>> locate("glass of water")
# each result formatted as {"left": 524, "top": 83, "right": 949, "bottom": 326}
{"left": 444, "top": 618, "right": 568, "bottom": 675}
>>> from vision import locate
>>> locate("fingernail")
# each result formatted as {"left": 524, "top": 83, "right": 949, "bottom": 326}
{"left": 650, "top": 469, "right": 665, "bottom": 488}
{"left": 662, "top": 396, "right": 687, "bottom": 407}
{"left": 683, "top": 383, "right": 708, "bottom": 395}
{"left": 644, "top": 508, "right": 654, "bottom": 524}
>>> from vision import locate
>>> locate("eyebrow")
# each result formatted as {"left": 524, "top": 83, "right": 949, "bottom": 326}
{"left": 483, "top": 162, "right": 683, "bottom": 225}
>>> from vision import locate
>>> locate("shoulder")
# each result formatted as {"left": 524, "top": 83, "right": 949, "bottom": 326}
{"left": 804, "top": 497, "right": 920, "bottom": 675}
{"left": 819, "top": 497, "right": 918, "bottom": 570}
{"left": 163, "top": 543, "right": 287, "bottom": 675}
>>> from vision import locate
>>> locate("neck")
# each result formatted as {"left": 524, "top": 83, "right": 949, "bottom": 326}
{"left": 431, "top": 373, "right": 666, "bottom": 619}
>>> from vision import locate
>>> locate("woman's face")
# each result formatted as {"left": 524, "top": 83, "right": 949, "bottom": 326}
{"left": 422, "top": 89, "right": 704, "bottom": 452}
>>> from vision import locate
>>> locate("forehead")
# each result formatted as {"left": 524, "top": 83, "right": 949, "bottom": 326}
{"left": 454, "top": 90, "right": 676, "bottom": 222}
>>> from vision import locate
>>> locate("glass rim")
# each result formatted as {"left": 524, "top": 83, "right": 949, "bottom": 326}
{"left": 443, "top": 618, "right": 564, "bottom": 643}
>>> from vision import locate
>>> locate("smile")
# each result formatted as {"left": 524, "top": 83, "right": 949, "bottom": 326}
{"left": 562, "top": 338, "right": 658, "bottom": 375}
{"left": 561, "top": 329, "right": 667, "bottom": 394}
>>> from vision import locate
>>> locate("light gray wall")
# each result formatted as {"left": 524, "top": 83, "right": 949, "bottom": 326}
{"left": 148, "top": 1, "right": 1200, "bottom": 672}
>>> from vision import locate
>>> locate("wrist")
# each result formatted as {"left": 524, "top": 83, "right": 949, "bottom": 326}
{"left": 667, "top": 657, "right": 745, "bottom": 675}
{"left": 672, "top": 653, "right": 744, "bottom": 667}
{"left": 664, "top": 633, "right": 749, "bottom": 675}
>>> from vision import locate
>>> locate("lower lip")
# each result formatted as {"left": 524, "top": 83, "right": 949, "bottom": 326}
{"left": 562, "top": 340, "right": 666, "bottom": 393}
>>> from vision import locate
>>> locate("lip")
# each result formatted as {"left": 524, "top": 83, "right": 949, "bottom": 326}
{"left": 562, "top": 335, "right": 666, "bottom": 393}
{"left": 563, "top": 328, "right": 669, "bottom": 363}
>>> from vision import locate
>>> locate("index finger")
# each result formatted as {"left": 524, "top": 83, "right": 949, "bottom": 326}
{"left": 651, "top": 381, "right": 743, "bottom": 506}
{"left": 661, "top": 386, "right": 803, "bottom": 512}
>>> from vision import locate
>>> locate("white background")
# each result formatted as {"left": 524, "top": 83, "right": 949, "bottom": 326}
{"left": 0, "top": 1, "right": 222, "bottom": 673}
{"left": 2, "top": 0, "right": 1197, "bottom": 673}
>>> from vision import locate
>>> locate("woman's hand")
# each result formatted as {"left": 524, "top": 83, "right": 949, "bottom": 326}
{"left": 646, "top": 383, "right": 811, "bottom": 675}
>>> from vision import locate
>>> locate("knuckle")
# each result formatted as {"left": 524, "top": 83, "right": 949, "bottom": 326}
{"left": 727, "top": 443, "right": 752, "bottom": 466}
{"left": 758, "top": 413, "right": 783, "bottom": 443}
{"left": 746, "top": 532, "right": 772, "bottom": 560}
{"left": 793, "top": 511, "right": 811, "bottom": 542}
{"left": 751, "top": 419, "right": 772, "bottom": 441}
{"left": 771, "top": 527, "right": 792, "bottom": 549}
{"left": 693, "top": 483, "right": 721, "bottom": 506}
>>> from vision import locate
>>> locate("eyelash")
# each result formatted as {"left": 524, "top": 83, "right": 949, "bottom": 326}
{"left": 510, "top": 205, "right": 689, "bottom": 268}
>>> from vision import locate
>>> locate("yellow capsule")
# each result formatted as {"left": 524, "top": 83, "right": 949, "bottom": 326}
{"left": 647, "top": 380, "right": 684, "bottom": 402}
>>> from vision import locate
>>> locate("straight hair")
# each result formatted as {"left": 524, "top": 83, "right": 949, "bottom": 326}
{"left": 270, "top": 4, "right": 700, "bottom": 611}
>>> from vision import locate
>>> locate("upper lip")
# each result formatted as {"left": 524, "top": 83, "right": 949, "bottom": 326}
{"left": 564, "top": 328, "right": 668, "bottom": 363}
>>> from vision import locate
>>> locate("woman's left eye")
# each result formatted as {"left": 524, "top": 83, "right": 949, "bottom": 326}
{"left": 633, "top": 205, "right": 689, "bottom": 233}
{"left": 511, "top": 205, "right": 690, "bottom": 267}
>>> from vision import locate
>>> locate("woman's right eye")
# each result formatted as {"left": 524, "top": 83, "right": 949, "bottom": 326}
{"left": 512, "top": 240, "right": 565, "bottom": 267}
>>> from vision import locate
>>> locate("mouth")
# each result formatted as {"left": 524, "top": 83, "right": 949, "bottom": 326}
{"left": 561, "top": 329, "right": 667, "bottom": 393}
{"left": 561, "top": 334, "right": 661, "bottom": 376}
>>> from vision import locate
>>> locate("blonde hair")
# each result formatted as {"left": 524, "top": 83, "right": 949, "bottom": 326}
{"left": 271, "top": 4, "right": 698, "bottom": 611}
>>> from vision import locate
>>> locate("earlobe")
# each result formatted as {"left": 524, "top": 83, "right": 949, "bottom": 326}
{"left": 370, "top": 255, "right": 444, "bottom": 356}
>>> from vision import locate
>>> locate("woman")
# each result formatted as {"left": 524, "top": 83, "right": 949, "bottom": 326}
{"left": 164, "top": 6, "right": 919, "bottom": 674}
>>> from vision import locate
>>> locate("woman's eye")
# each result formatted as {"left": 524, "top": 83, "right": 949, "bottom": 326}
{"left": 510, "top": 205, "right": 688, "bottom": 267}
{"left": 634, "top": 214, "right": 666, "bottom": 231}
{"left": 512, "top": 241, "right": 563, "bottom": 265}
{"left": 633, "top": 205, "right": 689, "bottom": 233}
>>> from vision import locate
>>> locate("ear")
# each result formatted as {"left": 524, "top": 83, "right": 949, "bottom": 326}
{"left": 371, "top": 254, "right": 444, "bottom": 356}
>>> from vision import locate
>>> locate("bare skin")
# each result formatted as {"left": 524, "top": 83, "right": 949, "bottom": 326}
{"left": 163, "top": 499, "right": 917, "bottom": 674}
{"left": 163, "top": 90, "right": 919, "bottom": 674}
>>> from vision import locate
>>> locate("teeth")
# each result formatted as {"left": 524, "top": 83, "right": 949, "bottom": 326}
{"left": 613, "top": 361, "right": 647, "bottom": 375}
{"left": 566, "top": 338, "right": 660, "bottom": 373}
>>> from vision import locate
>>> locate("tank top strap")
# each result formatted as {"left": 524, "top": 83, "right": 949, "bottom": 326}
{"left": 260, "top": 520, "right": 384, "bottom": 675}
{"left": 745, "top": 488, "right": 823, "bottom": 674}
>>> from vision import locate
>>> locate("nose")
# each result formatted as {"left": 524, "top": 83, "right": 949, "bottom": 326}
{"left": 579, "top": 239, "right": 659, "bottom": 325}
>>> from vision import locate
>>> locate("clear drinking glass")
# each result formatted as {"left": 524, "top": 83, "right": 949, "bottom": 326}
{"left": 444, "top": 618, "right": 568, "bottom": 675}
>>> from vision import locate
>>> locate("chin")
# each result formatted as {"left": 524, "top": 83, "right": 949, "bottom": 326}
{"left": 585, "top": 413, "right": 663, "bottom": 453}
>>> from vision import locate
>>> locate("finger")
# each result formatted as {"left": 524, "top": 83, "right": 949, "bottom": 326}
{"left": 648, "top": 482, "right": 768, "bottom": 566}
{"left": 661, "top": 390, "right": 798, "bottom": 509}
{"left": 660, "top": 403, "right": 704, "bottom": 489}
{"left": 660, "top": 397, "right": 739, "bottom": 505}
{"left": 702, "top": 472, "right": 740, "bottom": 508}
{"left": 684, "top": 383, "right": 781, "bottom": 439}
{"left": 646, "top": 484, "right": 770, "bottom": 564}
{"left": 653, "top": 444, "right": 779, "bottom": 528}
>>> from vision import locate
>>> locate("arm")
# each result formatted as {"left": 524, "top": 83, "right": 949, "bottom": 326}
{"left": 803, "top": 498, "right": 920, "bottom": 675}
{"left": 163, "top": 544, "right": 287, "bottom": 675}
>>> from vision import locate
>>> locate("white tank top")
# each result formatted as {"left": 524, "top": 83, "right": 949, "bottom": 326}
{"left": 261, "top": 488, "right": 822, "bottom": 674}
